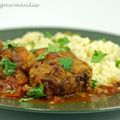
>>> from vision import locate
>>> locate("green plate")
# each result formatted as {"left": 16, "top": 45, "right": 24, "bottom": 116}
{"left": 0, "top": 27, "right": 120, "bottom": 120}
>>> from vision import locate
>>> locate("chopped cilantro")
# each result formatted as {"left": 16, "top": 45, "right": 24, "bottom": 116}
{"left": 62, "top": 46, "right": 70, "bottom": 51}
{"left": 57, "top": 37, "right": 69, "bottom": 46}
{"left": 30, "top": 48, "right": 36, "bottom": 53}
{"left": 91, "top": 51, "right": 107, "bottom": 63}
{"left": 91, "top": 80, "right": 97, "bottom": 89}
{"left": 3, "top": 40, "right": 17, "bottom": 50}
{"left": 54, "top": 37, "right": 70, "bottom": 51}
{"left": 47, "top": 44, "right": 61, "bottom": 53}
{"left": 37, "top": 54, "right": 46, "bottom": 60}
{"left": 59, "top": 57, "right": 73, "bottom": 71}
{"left": 19, "top": 97, "right": 33, "bottom": 102}
{"left": 44, "top": 32, "right": 52, "bottom": 38}
{"left": 116, "top": 60, "right": 120, "bottom": 68}
{"left": 0, "top": 58, "right": 17, "bottom": 76}
{"left": 37, "top": 39, "right": 70, "bottom": 61}
{"left": 27, "top": 84, "right": 46, "bottom": 98}
{"left": 37, "top": 44, "right": 61, "bottom": 60}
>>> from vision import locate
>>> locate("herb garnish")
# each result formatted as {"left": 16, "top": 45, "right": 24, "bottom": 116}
{"left": 56, "top": 37, "right": 69, "bottom": 46}
{"left": 37, "top": 54, "right": 46, "bottom": 60}
{"left": 91, "top": 51, "right": 107, "bottom": 63}
{"left": 116, "top": 60, "right": 120, "bottom": 68}
{"left": 44, "top": 32, "right": 52, "bottom": 38}
{"left": 0, "top": 58, "right": 17, "bottom": 76}
{"left": 59, "top": 57, "right": 73, "bottom": 71}
{"left": 47, "top": 44, "right": 61, "bottom": 53}
{"left": 3, "top": 40, "right": 17, "bottom": 50}
{"left": 30, "top": 48, "right": 36, "bottom": 53}
{"left": 91, "top": 80, "right": 97, "bottom": 89}
{"left": 37, "top": 44, "right": 62, "bottom": 60}
{"left": 37, "top": 37, "right": 70, "bottom": 61}
{"left": 27, "top": 84, "right": 46, "bottom": 98}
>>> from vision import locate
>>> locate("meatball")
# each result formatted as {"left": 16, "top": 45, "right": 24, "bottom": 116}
{"left": 12, "top": 47, "right": 36, "bottom": 71}
{"left": 29, "top": 51, "right": 92, "bottom": 98}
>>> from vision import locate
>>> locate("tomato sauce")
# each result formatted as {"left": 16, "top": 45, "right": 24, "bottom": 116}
{"left": 0, "top": 84, "right": 118, "bottom": 104}
{"left": 28, "top": 92, "right": 114, "bottom": 104}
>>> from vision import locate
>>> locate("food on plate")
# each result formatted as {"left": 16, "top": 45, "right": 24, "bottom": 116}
{"left": 30, "top": 49, "right": 92, "bottom": 99}
{"left": 0, "top": 31, "right": 120, "bottom": 103}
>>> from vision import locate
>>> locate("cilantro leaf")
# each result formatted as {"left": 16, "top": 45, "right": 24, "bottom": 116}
{"left": 91, "top": 51, "right": 107, "bottom": 63}
{"left": 91, "top": 79, "right": 97, "bottom": 89}
{"left": 37, "top": 54, "right": 46, "bottom": 60}
{"left": 59, "top": 57, "right": 73, "bottom": 71}
{"left": 30, "top": 48, "right": 36, "bottom": 53}
{"left": 62, "top": 46, "right": 70, "bottom": 51}
{"left": 44, "top": 32, "right": 52, "bottom": 38}
{"left": 3, "top": 40, "right": 17, "bottom": 50}
{"left": 27, "top": 84, "right": 46, "bottom": 98}
{"left": 47, "top": 44, "right": 61, "bottom": 53}
{"left": 37, "top": 41, "right": 70, "bottom": 61}
{"left": 54, "top": 37, "right": 70, "bottom": 51}
{"left": 37, "top": 44, "right": 61, "bottom": 60}
{"left": 116, "top": 60, "right": 120, "bottom": 68}
{"left": 0, "top": 58, "right": 17, "bottom": 76}
{"left": 57, "top": 37, "right": 69, "bottom": 46}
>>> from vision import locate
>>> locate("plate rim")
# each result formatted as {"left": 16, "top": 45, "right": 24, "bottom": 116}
{"left": 0, "top": 26, "right": 120, "bottom": 36}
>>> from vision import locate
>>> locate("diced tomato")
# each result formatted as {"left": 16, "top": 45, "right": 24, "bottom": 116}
{"left": 3, "top": 92, "right": 21, "bottom": 98}
{"left": 106, "top": 86, "right": 117, "bottom": 95}
{"left": 2, "top": 86, "right": 22, "bottom": 98}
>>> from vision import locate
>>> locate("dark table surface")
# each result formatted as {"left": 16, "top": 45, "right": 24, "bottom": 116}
{"left": 0, "top": 109, "right": 120, "bottom": 120}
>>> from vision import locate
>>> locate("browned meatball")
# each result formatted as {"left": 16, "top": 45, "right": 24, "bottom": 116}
{"left": 12, "top": 47, "right": 36, "bottom": 71}
{"left": 29, "top": 51, "right": 92, "bottom": 99}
